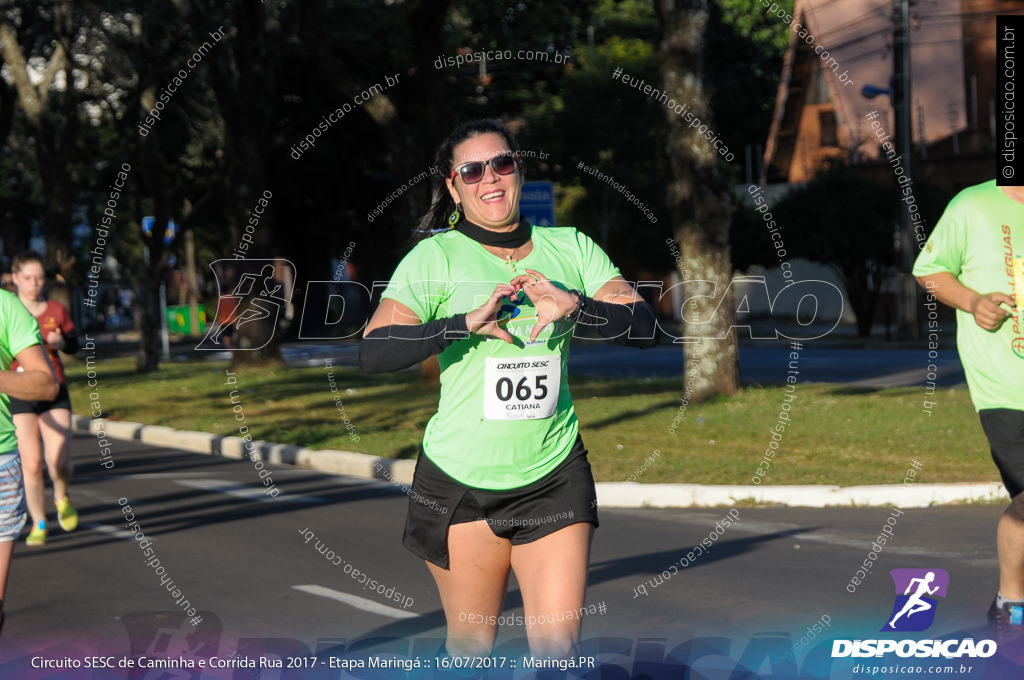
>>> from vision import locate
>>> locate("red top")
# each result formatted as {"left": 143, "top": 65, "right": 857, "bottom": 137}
{"left": 11, "top": 299, "right": 74, "bottom": 386}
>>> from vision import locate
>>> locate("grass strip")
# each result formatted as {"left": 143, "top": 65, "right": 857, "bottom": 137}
{"left": 65, "top": 356, "right": 996, "bottom": 487}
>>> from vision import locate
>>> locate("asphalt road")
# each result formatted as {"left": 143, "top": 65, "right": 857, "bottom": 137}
{"left": 3, "top": 433, "right": 1020, "bottom": 679}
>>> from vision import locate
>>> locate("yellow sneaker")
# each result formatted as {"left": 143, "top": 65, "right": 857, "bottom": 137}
{"left": 26, "top": 521, "right": 46, "bottom": 546}
{"left": 55, "top": 496, "right": 78, "bottom": 532}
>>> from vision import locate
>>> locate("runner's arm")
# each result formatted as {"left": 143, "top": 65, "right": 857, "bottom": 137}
{"left": 364, "top": 298, "right": 425, "bottom": 335}
{"left": 61, "top": 329, "right": 79, "bottom": 354}
{"left": 58, "top": 306, "right": 79, "bottom": 354}
{"left": 360, "top": 287, "right": 516, "bottom": 373}
{"left": 570, "top": 276, "right": 659, "bottom": 348}
{"left": 0, "top": 344, "right": 58, "bottom": 401}
{"left": 47, "top": 328, "right": 79, "bottom": 355}
{"left": 915, "top": 272, "right": 1014, "bottom": 331}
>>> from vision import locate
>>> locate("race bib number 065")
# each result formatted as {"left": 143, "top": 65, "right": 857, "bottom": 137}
{"left": 484, "top": 355, "right": 560, "bottom": 420}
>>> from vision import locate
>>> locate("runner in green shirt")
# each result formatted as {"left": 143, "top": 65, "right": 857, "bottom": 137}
{"left": 360, "top": 119, "right": 658, "bottom": 659}
{"left": 0, "top": 288, "right": 59, "bottom": 632}
{"left": 912, "top": 179, "right": 1024, "bottom": 637}
{"left": 378, "top": 224, "right": 621, "bottom": 490}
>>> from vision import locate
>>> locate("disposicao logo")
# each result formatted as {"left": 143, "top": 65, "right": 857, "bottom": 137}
{"left": 882, "top": 568, "right": 949, "bottom": 632}
{"left": 832, "top": 568, "right": 997, "bottom": 660}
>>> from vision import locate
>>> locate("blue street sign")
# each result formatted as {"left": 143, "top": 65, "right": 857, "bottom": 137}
{"left": 520, "top": 180, "right": 556, "bottom": 227}
{"left": 142, "top": 216, "right": 178, "bottom": 246}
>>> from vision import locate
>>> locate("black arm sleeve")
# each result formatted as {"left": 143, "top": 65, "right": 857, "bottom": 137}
{"left": 569, "top": 293, "right": 660, "bottom": 348}
{"left": 359, "top": 314, "right": 471, "bottom": 373}
{"left": 60, "top": 329, "right": 79, "bottom": 355}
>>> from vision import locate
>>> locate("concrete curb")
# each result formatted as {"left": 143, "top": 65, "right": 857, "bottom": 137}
{"left": 73, "top": 416, "right": 1009, "bottom": 508}
{"left": 594, "top": 481, "right": 1008, "bottom": 508}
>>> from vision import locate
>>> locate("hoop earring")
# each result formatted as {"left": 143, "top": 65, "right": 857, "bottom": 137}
{"left": 448, "top": 204, "right": 462, "bottom": 228}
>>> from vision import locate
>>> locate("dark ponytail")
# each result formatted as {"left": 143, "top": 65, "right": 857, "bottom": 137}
{"left": 412, "top": 119, "right": 521, "bottom": 243}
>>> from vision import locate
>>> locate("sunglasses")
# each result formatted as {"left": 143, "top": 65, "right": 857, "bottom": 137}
{"left": 450, "top": 154, "right": 519, "bottom": 184}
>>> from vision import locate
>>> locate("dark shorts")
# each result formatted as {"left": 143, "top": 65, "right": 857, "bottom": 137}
{"left": 402, "top": 434, "right": 599, "bottom": 569}
{"left": 979, "top": 409, "right": 1024, "bottom": 498}
{"left": 9, "top": 384, "right": 71, "bottom": 416}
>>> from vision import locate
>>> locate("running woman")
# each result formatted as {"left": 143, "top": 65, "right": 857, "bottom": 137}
{"left": 0, "top": 286, "right": 59, "bottom": 631}
{"left": 9, "top": 251, "right": 80, "bottom": 545}
{"left": 360, "top": 119, "right": 659, "bottom": 658}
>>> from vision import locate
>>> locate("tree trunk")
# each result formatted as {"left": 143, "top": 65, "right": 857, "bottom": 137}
{"left": 206, "top": 1, "right": 283, "bottom": 367}
{"left": 1, "top": 4, "right": 77, "bottom": 269}
{"left": 409, "top": 0, "right": 453, "bottom": 164}
{"left": 229, "top": 258, "right": 289, "bottom": 370}
{"left": 656, "top": 0, "right": 738, "bottom": 400}
{"left": 136, "top": 266, "right": 163, "bottom": 373}
{"left": 38, "top": 116, "right": 75, "bottom": 270}
{"left": 137, "top": 144, "right": 170, "bottom": 374}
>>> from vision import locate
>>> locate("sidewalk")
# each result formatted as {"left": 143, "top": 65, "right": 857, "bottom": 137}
{"left": 72, "top": 415, "right": 1007, "bottom": 509}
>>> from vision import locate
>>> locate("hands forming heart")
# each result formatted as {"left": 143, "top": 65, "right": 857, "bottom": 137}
{"left": 465, "top": 269, "right": 578, "bottom": 344}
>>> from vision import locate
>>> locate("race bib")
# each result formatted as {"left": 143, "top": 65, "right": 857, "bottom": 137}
{"left": 484, "top": 355, "right": 560, "bottom": 420}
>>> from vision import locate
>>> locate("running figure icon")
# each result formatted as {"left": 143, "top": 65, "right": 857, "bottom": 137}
{"left": 196, "top": 259, "right": 296, "bottom": 352}
{"left": 208, "top": 265, "right": 281, "bottom": 346}
{"left": 889, "top": 571, "right": 940, "bottom": 628}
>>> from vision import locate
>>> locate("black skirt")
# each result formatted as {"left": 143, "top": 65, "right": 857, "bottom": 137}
{"left": 402, "top": 434, "right": 599, "bottom": 569}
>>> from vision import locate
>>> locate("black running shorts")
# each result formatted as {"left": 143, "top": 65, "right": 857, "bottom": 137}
{"left": 9, "top": 383, "right": 72, "bottom": 416}
{"left": 402, "top": 434, "right": 599, "bottom": 569}
{"left": 979, "top": 408, "right": 1024, "bottom": 498}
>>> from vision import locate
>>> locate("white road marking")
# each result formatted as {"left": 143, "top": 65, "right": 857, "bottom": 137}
{"left": 292, "top": 585, "right": 419, "bottom": 620}
{"left": 176, "top": 479, "right": 324, "bottom": 503}
{"left": 84, "top": 522, "right": 151, "bottom": 541}
{"left": 613, "top": 509, "right": 1000, "bottom": 567}
{"left": 65, "top": 487, "right": 121, "bottom": 503}
{"left": 78, "top": 470, "right": 312, "bottom": 480}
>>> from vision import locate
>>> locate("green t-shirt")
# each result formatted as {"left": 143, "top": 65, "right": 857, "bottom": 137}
{"left": 381, "top": 225, "right": 621, "bottom": 489}
{"left": 912, "top": 180, "right": 1024, "bottom": 411}
{"left": 0, "top": 290, "right": 46, "bottom": 453}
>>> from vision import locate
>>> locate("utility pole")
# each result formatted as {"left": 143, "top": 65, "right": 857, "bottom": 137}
{"left": 894, "top": 0, "right": 919, "bottom": 340}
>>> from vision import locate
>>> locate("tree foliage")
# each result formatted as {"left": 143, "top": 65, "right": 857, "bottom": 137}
{"left": 705, "top": 0, "right": 794, "bottom": 163}
{"left": 1, "top": 0, "right": 792, "bottom": 379}
{"left": 733, "top": 161, "right": 955, "bottom": 336}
